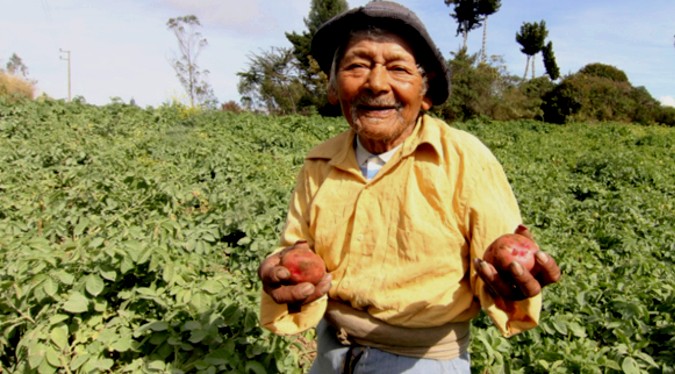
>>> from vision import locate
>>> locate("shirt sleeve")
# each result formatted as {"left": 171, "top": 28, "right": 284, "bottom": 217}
{"left": 463, "top": 139, "right": 542, "bottom": 337}
{"left": 259, "top": 163, "right": 329, "bottom": 335}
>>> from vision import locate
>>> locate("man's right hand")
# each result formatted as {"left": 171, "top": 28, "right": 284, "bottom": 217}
{"left": 258, "top": 251, "right": 332, "bottom": 308}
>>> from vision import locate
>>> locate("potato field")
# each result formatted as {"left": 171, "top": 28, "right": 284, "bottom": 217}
{"left": 0, "top": 98, "right": 673, "bottom": 373}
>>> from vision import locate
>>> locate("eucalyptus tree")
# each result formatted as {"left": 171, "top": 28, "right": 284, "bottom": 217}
{"left": 477, "top": 0, "right": 501, "bottom": 62}
{"left": 445, "top": 0, "right": 482, "bottom": 49}
{"left": 166, "top": 15, "right": 216, "bottom": 108}
{"left": 516, "top": 20, "right": 548, "bottom": 79}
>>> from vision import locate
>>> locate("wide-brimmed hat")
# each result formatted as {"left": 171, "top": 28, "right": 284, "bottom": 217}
{"left": 311, "top": 1, "right": 450, "bottom": 106}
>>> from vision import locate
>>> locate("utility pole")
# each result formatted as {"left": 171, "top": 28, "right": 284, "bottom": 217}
{"left": 59, "top": 48, "right": 71, "bottom": 101}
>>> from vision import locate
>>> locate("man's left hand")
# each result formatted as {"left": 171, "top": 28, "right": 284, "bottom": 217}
{"left": 475, "top": 250, "right": 561, "bottom": 302}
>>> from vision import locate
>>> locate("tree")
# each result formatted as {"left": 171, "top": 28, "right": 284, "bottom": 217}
{"left": 578, "top": 63, "right": 628, "bottom": 82}
{"left": 237, "top": 47, "right": 304, "bottom": 114}
{"left": 477, "top": 0, "right": 501, "bottom": 62}
{"left": 445, "top": 0, "right": 482, "bottom": 49}
{"left": 166, "top": 15, "right": 216, "bottom": 108}
{"left": 516, "top": 20, "right": 548, "bottom": 79}
{"left": 541, "top": 41, "right": 560, "bottom": 80}
{"left": 5, "top": 53, "right": 30, "bottom": 78}
{"left": 285, "top": 0, "right": 348, "bottom": 115}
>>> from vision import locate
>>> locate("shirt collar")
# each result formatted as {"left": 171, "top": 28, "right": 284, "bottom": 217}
{"left": 355, "top": 136, "right": 402, "bottom": 167}
{"left": 305, "top": 114, "right": 444, "bottom": 170}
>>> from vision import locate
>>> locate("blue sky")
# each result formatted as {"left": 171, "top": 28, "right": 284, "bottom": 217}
{"left": 1, "top": 0, "right": 673, "bottom": 107}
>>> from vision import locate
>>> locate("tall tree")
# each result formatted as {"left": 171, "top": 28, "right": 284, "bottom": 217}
{"left": 6, "top": 53, "right": 30, "bottom": 78}
{"left": 516, "top": 20, "right": 548, "bottom": 79}
{"left": 445, "top": 0, "right": 482, "bottom": 49}
{"left": 542, "top": 41, "right": 560, "bottom": 81}
{"left": 285, "top": 0, "right": 348, "bottom": 115}
{"left": 477, "top": 0, "right": 501, "bottom": 62}
{"left": 166, "top": 15, "right": 216, "bottom": 108}
{"left": 237, "top": 47, "right": 304, "bottom": 114}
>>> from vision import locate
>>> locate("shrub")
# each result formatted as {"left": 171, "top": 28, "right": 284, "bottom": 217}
{"left": 542, "top": 65, "right": 663, "bottom": 125}
{"left": 0, "top": 71, "right": 35, "bottom": 101}
{"left": 655, "top": 105, "right": 675, "bottom": 126}
{"left": 492, "top": 77, "right": 556, "bottom": 121}
{"left": 578, "top": 63, "right": 629, "bottom": 83}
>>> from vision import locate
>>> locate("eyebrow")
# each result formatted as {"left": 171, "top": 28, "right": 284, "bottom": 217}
{"left": 342, "top": 48, "right": 416, "bottom": 64}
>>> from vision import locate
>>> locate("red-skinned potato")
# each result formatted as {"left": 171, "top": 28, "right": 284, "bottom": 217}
{"left": 280, "top": 240, "right": 326, "bottom": 285}
{"left": 484, "top": 225, "right": 539, "bottom": 273}
{"left": 279, "top": 240, "right": 326, "bottom": 314}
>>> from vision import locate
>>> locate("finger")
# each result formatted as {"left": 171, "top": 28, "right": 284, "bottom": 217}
{"left": 305, "top": 273, "right": 332, "bottom": 304}
{"left": 514, "top": 224, "right": 534, "bottom": 240}
{"left": 269, "top": 266, "right": 291, "bottom": 284}
{"left": 509, "top": 261, "right": 541, "bottom": 299}
{"left": 535, "top": 251, "right": 562, "bottom": 286}
{"left": 258, "top": 253, "right": 282, "bottom": 280}
{"left": 475, "top": 259, "right": 518, "bottom": 299}
{"left": 267, "top": 283, "right": 316, "bottom": 305}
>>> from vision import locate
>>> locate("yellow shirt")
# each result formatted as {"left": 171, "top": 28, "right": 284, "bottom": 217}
{"left": 260, "top": 114, "right": 541, "bottom": 338}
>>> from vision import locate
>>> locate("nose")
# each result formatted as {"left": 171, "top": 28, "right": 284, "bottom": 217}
{"left": 366, "top": 64, "right": 390, "bottom": 94}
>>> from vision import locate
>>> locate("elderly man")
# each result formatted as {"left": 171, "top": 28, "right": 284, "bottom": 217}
{"left": 258, "top": 1, "right": 560, "bottom": 373}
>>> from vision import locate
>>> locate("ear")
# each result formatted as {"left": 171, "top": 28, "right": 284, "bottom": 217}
{"left": 327, "top": 85, "right": 339, "bottom": 105}
{"left": 421, "top": 96, "right": 432, "bottom": 111}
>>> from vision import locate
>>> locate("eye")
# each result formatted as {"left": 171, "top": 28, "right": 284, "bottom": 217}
{"left": 343, "top": 63, "right": 369, "bottom": 71}
{"left": 388, "top": 64, "right": 415, "bottom": 76}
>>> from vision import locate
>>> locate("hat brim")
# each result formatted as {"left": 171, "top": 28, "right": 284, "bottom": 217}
{"left": 311, "top": 3, "right": 450, "bottom": 106}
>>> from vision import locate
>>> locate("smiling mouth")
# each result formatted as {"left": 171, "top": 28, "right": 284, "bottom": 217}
{"left": 356, "top": 102, "right": 400, "bottom": 116}
{"left": 356, "top": 106, "right": 398, "bottom": 119}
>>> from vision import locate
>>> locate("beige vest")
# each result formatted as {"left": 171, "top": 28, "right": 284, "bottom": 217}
{"left": 324, "top": 300, "right": 470, "bottom": 360}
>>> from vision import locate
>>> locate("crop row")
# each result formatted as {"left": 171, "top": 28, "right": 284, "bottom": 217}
{"left": 0, "top": 98, "right": 673, "bottom": 373}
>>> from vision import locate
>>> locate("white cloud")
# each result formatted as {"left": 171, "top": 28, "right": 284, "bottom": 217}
{"left": 660, "top": 96, "right": 675, "bottom": 108}
{"left": 162, "top": 0, "right": 308, "bottom": 38}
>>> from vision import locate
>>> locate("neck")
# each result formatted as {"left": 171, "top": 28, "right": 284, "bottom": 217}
{"left": 357, "top": 124, "right": 416, "bottom": 154}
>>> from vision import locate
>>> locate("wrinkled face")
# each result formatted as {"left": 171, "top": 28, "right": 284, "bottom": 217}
{"left": 329, "top": 32, "right": 432, "bottom": 153}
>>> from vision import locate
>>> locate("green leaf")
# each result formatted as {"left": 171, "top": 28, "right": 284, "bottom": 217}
{"left": 63, "top": 292, "right": 90, "bottom": 314}
{"left": 70, "top": 354, "right": 90, "bottom": 371}
{"left": 183, "top": 320, "right": 201, "bottom": 331}
{"left": 110, "top": 337, "right": 133, "bottom": 352}
{"left": 99, "top": 268, "right": 117, "bottom": 281}
{"left": 621, "top": 357, "right": 640, "bottom": 374}
{"left": 201, "top": 279, "right": 222, "bottom": 294}
{"left": 43, "top": 277, "right": 58, "bottom": 297}
{"left": 635, "top": 351, "right": 659, "bottom": 368}
{"left": 28, "top": 342, "right": 46, "bottom": 369}
{"left": 245, "top": 361, "right": 267, "bottom": 374}
{"left": 49, "top": 324, "right": 69, "bottom": 350}
{"left": 551, "top": 319, "right": 568, "bottom": 336}
{"left": 94, "top": 358, "right": 114, "bottom": 370}
{"left": 74, "top": 220, "right": 88, "bottom": 236}
{"left": 88, "top": 237, "right": 105, "bottom": 248}
{"left": 85, "top": 274, "right": 105, "bottom": 296}
{"left": 120, "top": 256, "right": 134, "bottom": 274}
{"left": 45, "top": 345, "right": 62, "bottom": 367}
{"left": 162, "top": 261, "right": 175, "bottom": 284}
{"left": 48, "top": 314, "right": 69, "bottom": 326}
{"left": 189, "top": 329, "right": 208, "bottom": 343}
{"left": 147, "top": 360, "right": 165, "bottom": 371}
{"left": 53, "top": 270, "right": 74, "bottom": 285}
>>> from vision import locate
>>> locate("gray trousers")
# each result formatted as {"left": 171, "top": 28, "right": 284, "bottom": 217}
{"left": 309, "top": 320, "right": 471, "bottom": 374}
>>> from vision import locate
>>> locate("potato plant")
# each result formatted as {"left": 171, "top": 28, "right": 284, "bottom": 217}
{"left": 0, "top": 98, "right": 673, "bottom": 373}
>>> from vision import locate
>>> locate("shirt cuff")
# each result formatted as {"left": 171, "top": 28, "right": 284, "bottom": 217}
{"left": 479, "top": 286, "right": 542, "bottom": 337}
{"left": 259, "top": 292, "right": 327, "bottom": 335}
